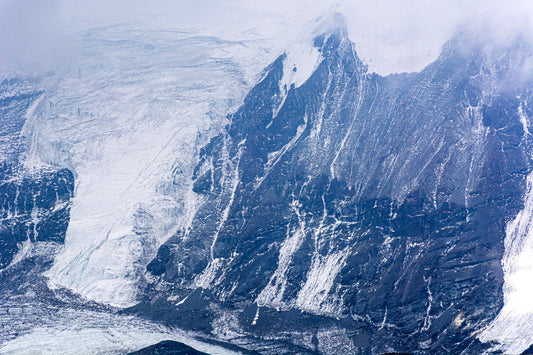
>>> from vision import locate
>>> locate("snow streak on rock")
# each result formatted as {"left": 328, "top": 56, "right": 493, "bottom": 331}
{"left": 256, "top": 213, "right": 305, "bottom": 308}
{"left": 295, "top": 250, "right": 348, "bottom": 314}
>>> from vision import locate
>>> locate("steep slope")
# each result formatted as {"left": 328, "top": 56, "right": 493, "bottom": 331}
{"left": 141, "top": 21, "right": 533, "bottom": 354}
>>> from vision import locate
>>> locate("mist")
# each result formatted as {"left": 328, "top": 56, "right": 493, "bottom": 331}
{"left": 339, "top": 0, "right": 533, "bottom": 74}
{"left": 1, "top": 0, "right": 533, "bottom": 75}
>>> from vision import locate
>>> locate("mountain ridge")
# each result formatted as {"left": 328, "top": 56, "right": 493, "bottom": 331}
{"left": 131, "top": 22, "right": 533, "bottom": 353}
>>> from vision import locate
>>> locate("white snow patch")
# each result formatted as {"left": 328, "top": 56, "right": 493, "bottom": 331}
{"left": 251, "top": 306, "right": 260, "bottom": 326}
{"left": 194, "top": 257, "right": 224, "bottom": 289}
{"left": 518, "top": 103, "right": 530, "bottom": 136}
{"left": 295, "top": 250, "right": 348, "bottom": 314}
{"left": 175, "top": 294, "right": 189, "bottom": 307}
{"left": 277, "top": 38, "right": 322, "bottom": 104}
{"left": 3, "top": 239, "right": 32, "bottom": 269}
{"left": 209, "top": 138, "right": 244, "bottom": 261}
{"left": 479, "top": 173, "right": 533, "bottom": 354}
{"left": 256, "top": 224, "right": 305, "bottom": 307}
{"left": 22, "top": 93, "right": 45, "bottom": 170}
{"left": 211, "top": 311, "right": 244, "bottom": 341}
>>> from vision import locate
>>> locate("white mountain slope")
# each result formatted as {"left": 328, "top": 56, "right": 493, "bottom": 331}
{"left": 20, "top": 25, "right": 273, "bottom": 307}
{"left": 479, "top": 172, "right": 533, "bottom": 354}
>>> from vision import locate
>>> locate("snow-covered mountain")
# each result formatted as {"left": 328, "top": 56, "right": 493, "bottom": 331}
{"left": 131, "top": 18, "right": 533, "bottom": 354}
{"left": 2, "top": 10, "right": 533, "bottom": 355}
{"left": 0, "top": 24, "right": 276, "bottom": 354}
{"left": 21, "top": 25, "right": 276, "bottom": 308}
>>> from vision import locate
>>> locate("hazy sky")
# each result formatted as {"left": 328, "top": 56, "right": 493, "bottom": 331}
{"left": 1, "top": 0, "right": 533, "bottom": 74}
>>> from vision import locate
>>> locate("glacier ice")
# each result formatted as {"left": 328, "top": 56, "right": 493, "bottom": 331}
{"left": 19, "top": 25, "right": 275, "bottom": 307}
{"left": 0, "top": 308, "right": 238, "bottom": 355}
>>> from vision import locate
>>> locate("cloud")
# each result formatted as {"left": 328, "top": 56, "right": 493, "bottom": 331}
{"left": 339, "top": 0, "right": 533, "bottom": 73}
{"left": 0, "top": 0, "right": 246, "bottom": 73}
{"left": 0, "top": 0, "right": 67, "bottom": 73}
{"left": 0, "top": 0, "right": 532, "bottom": 75}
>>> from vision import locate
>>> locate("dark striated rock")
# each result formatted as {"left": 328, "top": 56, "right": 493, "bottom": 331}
{"left": 141, "top": 21, "right": 533, "bottom": 354}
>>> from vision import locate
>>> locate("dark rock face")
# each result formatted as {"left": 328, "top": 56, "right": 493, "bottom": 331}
{"left": 0, "top": 164, "right": 74, "bottom": 269}
{"left": 141, "top": 25, "right": 533, "bottom": 354}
